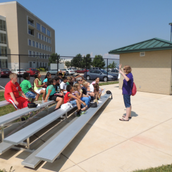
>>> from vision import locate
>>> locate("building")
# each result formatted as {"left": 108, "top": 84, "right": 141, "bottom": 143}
{"left": 109, "top": 38, "right": 172, "bottom": 95}
{"left": 0, "top": 1, "right": 55, "bottom": 69}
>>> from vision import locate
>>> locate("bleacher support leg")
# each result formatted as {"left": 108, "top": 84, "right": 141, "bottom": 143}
{"left": 27, "top": 138, "right": 30, "bottom": 149}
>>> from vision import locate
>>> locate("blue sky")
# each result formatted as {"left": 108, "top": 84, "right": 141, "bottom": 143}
{"left": 1, "top": 0, "right": 172, "bottom": 60}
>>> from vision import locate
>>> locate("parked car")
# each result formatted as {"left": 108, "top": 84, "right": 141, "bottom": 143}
{"left": 11, "top": 68, "right": 26, "bottom": 76}
{"left": 100, "top": 69, "right": 118, "bottom": 80}
{"left": 25, "top": 68, "right": 39, "bottom": 76}
{"left": 58, "top": 69, "right": 67, "bottom": 75}
{"left": 67, "top": 67, "right": 77, "bottom": 72}
{"left": 84, "top": 69, "right": 116, "bottom": 82}
{"left": 76, "top": 69, "right": 89, "bottom": 73}
{"left": 0, "top": 68, "right": 11, "bottom": 77}
{"left": 107, "top": 68, "right": 119, "bottom": 75}
{"left": 66, "top": 68, "right": 75, "bottom": 75}
{"left": 48, "top": 69, "right": 58, "bottom": 75}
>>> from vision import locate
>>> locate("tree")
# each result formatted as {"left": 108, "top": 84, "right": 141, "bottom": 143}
{"left": 108, "top": 61, "right": 116, "bottom": 68}
{"left": 82, "top": 54, "right": 92, "bottom": 69}
{"left": 92, "top": 55, "right": 105, "bottom": 68}
{"left": 65, "top": 61, "right": 71, "bottom": 68}
{"left": 71, "top": 54, "right": 83, "bottom": 68}
{"left": 48, "top": 53, "right": 60, "bottom": 66}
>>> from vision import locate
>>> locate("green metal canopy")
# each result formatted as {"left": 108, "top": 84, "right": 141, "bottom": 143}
{"left": 109, "top": 38, "right": 172, "bottom": 54}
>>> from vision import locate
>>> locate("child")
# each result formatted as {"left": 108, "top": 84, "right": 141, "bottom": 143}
{"left": 20, "top": 73, "right": 39, "bottom": 103}
{"left": 43, "top": 72, "right": 51, "bottom": 87}
{"left": 4, "top": 73, "right": 30, "bottom": 109}
{"left": 60, "top": 77, "right": 68, "bottom": 94}
{"left": 34, "top": 72, "right": 46, "bottom": 100}
{"left": 44, "top": 78, "right": 63, "bottom": 110}
{"left": 73, "top": 83, "right": 90, "bottom": 109}
{"left": 64, "top": 85, "right": 86, "bottom": 116}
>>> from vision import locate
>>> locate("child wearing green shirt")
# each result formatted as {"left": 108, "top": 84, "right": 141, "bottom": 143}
{"left": 20, "top": 73, "right": 39, "bottom": 103}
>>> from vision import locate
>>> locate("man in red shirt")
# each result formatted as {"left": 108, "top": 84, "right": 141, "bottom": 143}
{"left": 4, "top": 73, "right": 29, "bottom": 109}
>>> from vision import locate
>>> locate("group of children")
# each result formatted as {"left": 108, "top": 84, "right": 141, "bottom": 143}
{"left": 4, "top": 71, "right": 103, "bottom": 116}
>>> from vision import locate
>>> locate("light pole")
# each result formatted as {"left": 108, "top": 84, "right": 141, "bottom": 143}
{"left": 169, "top": 23, "right": 172, "bottom": 42}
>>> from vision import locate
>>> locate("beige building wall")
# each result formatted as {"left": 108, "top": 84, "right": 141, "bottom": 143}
{"left": 0, "top": 1, "right": 55, "bottom": 69}
{"left": 119, "top": 50, "right": 172, "bottom": 95}
{"left": 0, "top": 1, "right": 19, "bottom": 66}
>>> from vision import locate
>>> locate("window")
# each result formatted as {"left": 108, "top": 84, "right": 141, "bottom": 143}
{"left": 28, "top": 18, "right": 34, "bottom": 27}
{"left": 47, "top": 29, "right": 51, "bottom": 37}
{"left": 29, "top": 61, "right": 32, "bottom": 67}
{"left": 45, "top": 45, "right": 46, "bottom": 51}
{"left": 45, "top": 36, "right": 47, "bottom": 42}
{"left": 40, "top": 53, "right": 42, "bottom": 58}
{"left": 36, "top": 42, "right": 38, "bottom": 48}
{"left": 42, "top": 35, "right": 44, "bottom": 41}
{"left": 28, "top": 39, "right": 32, "bottom": 46}
{"left": 28, "top": 28, "right": 34, "bottom": 36}
{"left": 32, "top": 41, "right": 35, "bottom": 47}
{"left": 37, "top": 23, "right": 40, "bottom": 31}
{"left": 42, "top": 44, "right": 44, "bottom": 50}
{"left": 140, "top": 52, "right": 145, "bottom": 56}
{"left": 37, "top": 52, "right": 39, "bottom": 57}
{"left": 50, "top": 47, "right": 52, "bottom": 52}
{"left": 39, "top": 33, "right": 41, "bottom": 39}
{"left": 0, "top": 33, "right": 7, "bottom": 44}
{"left": 42, "top": 26, "right": 46, "bottom": 34}
{"left": 0, "top": 47, "right": 7, "bottom": 56}
{"left": 28, "top": 50, "right": 32, "bottom": 57}
{"left": 0, "top": 20, "right": 6, "bottom": 31}
{"left": 39, "top": 43, "right": 41, "bottom": 49}
{"left": 33, "top": 51, "right": 35, "bottom": 57}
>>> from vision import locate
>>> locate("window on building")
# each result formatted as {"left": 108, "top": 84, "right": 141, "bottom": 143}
{"left": 37, "top": 23, "right": 40, "bottom": 31}
{"left": 28, "top": 18, "right": 34, "bottom": 27}
{"left": 50, "top": 47, "right": 52, "bottom": 52}
{"left": 39, "top": 43, "right": 41, "bottom": 49}
{"left": 42, "top": 35, "right": 44, "bottom": 41}
{"left": 0, "top": 20, "right": 6, "bottom": 31}
{"left": 47, "top": 29, "right": 51, "bottom": 37}
{"left": 0, "top": 33, "right": 7, "bottom": 44}
{"left": 36, "top": 52, "right": 39, "bottom": 57}
{"left": 32, "top": 41, "right": 35, "bottom": 47}
{"left": 36, "top": 42, "right": 38, "bottom": 48}
{"left": 45, "top": 36, "right": 47, "bottom": 42}
{"left": 28, "top": 50, "right": 32, "bottom": 57}
{"left": 39, "top": 33, "right": 41, "bottom": 39}
{"left": 28, "top": 39, "right": 32, "bottom": 46}
{"left": 0, "top": 47, "right": 7, "bottom": 56}
{"left": 45, "top": 45, "right": 46, "bottom": 51}
{"left": 40, "top": 53, "right": 42, "bottom": 58}
{"left": 49, "top": 39, "right": 51, "bottom": 44}
{"left": 33, "top": 51, "right": 35, "bottom": 57}
{"left": 42, "top": 26, "right": 46, "bottom": 34}
{"left": 42, "top": 44, "right": 44, "bottom": 50}
{"left": 28, "top": 28, "right": 34, "bottom": 36}
{"left": 29, "top": 61, "right": 32, "bottom": 67}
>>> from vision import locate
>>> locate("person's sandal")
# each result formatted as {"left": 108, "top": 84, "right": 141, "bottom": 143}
{"left": 122, "top": 115, "right": 131, "bottom": 119}
{"left": 119, "top": 118, "right": 129, "bottom": 121}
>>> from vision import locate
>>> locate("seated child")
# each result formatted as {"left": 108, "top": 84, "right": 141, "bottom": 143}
{"left": 4, "top": 73, "right": 30, "bottom": 109}
{"left": 34, "top": 72, "right": 46, "bottom": 100}
{"left": 45, "top": 78, "right": 63, "bottom": 111}
{"left": 20, "top": 73, "right": 39, "bottom": 103}
{"left": 60, "top": 77, "right": 68, "bottom": 94}
{"left": 64, "top": 85, "right": 86, "bottom": 116}
{"left": 43, "top": 72, "right": 51, "bottom": 87}
{"left": 73, "top": 83, "right": 90, "bottom": 109}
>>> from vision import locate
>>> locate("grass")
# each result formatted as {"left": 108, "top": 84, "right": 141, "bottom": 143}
{"left": 99, "top": 81, "right": 119, "bottom": 86}
{"left": 133, "top": 164, "right": 172, "bottom": 172}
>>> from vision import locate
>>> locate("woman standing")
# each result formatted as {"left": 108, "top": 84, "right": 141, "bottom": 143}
{"left": 119, "top": 64, "right": 133, "bottom": 121}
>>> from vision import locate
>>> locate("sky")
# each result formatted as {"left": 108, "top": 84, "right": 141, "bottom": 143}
{"left": 1, "top": 0, "right": 172, "bottom": 62}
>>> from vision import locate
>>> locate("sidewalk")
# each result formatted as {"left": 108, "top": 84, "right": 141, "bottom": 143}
{"left": 0, "top": 84, "right": 172, "bottom": 172}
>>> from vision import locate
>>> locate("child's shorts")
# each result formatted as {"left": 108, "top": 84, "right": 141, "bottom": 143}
{"left": 35, "top": 88, "right": 45, "bottom": 94}
{"left": 25, "top": 91, "right": 36, "bottom": 99}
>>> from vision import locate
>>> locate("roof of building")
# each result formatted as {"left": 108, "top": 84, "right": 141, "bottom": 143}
{"left": 109, "top": 38, "right": 172, "bottom": 54}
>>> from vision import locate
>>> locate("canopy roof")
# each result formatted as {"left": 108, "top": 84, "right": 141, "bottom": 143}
{"left": 109, "top": 38, "right": 172, "bottom": 54}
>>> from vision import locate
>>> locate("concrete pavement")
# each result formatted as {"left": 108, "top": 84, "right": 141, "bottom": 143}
{"left": 0, "top": 84, "right": 172, "bottom": 172}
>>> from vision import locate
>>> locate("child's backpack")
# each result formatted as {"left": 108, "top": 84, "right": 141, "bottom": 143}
{"left": 132, "top": 82, "right": 137, "bottom": 96}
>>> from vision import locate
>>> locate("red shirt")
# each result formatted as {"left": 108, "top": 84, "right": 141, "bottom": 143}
{"left": 64, "top": 92, "right": 71, "bottom": 103}
{"left": 4, "top": 81, "right": 22, "bottom": 100}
